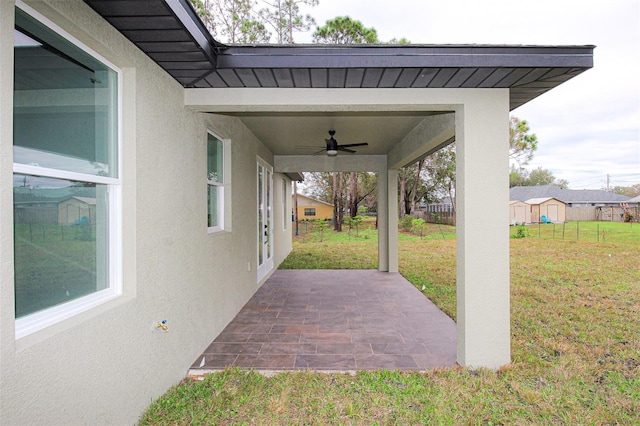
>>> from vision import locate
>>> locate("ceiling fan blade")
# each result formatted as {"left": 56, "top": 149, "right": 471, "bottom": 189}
{"left": 339, "top": 142, "right": 369, "bottom": 148}
{"left": 295, "top": 145, "right": 321, "bottom": 149}
{"left": 313, "top": 148, "right": 327, "bottom": 155}
{"left": 337, "top": 147, "right": 357, "bottom": 153}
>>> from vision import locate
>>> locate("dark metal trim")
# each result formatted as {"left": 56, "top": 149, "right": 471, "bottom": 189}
{"left": 216, "top": 45, "right": 594, "bottom": 70}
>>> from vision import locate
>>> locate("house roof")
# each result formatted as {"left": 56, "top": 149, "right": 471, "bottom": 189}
{"left": 294, "top": 193, "right": 334, "bottom": 207}
{"left": 510, "top": 185, "right": 631, "bottom": 204}
{"left": 83, "top": 0, "right": 594, "bottom": 111}
{"left": 628, "top": 195, "right": 640, "bottom": 203}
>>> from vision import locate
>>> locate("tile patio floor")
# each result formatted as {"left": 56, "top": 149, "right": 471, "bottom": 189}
{"left": 189, "top": 270, "right": 457, "bottom": 374}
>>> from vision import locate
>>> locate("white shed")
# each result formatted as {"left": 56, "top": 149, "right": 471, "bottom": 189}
{"left": 526, "top": 197, "right": 567, "bottom": 223}
{"left": 509, "top": 200, "right": 531, "bottom": 225}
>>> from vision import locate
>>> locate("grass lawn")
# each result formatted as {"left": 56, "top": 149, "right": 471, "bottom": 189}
{"left": 512, "top": 220, "right": 640, "bottom": 244}
{"left": 141, "top": 223, "right": 639, "bottom": 425}
{"left": 13, "top": 223, "right": 98, "bottom": 317}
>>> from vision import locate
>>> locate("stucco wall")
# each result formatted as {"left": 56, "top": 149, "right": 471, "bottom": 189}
{"left": 0, "top": 1, "right": 288, "bottom": 424}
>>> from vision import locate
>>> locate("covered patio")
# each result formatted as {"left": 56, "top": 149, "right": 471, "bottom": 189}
{"left": 189, "top": 270, "right": 456, "bottom": 374}
{"left": 83, "top": 0, "right": 594, "bottom": 370}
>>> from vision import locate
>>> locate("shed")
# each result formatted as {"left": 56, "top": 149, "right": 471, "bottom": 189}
{"left": 525, "top": 197, "right": 566, "bottom": 223}
{"left": 294, "top": 194, "right": 333, "bottom": 220}
{"left": 509, "top": 200, "right": 531, "bottom": 225}
{"left": 57, "top": 197, "right": 96, "bottom": 225}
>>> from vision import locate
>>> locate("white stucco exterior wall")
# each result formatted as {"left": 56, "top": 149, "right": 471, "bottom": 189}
{"left": 0, "top": 1, "right": 292, "bottom": 424}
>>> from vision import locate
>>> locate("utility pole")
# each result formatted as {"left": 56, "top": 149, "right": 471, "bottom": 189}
{"left": 606, "top": 174, "right": 610, "bottom": 192}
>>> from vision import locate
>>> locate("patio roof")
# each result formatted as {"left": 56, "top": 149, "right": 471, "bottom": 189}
{"left": 83, "top": 0, "right": 594, "bottom": 111}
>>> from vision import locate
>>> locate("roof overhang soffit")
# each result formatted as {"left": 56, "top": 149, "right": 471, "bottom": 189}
{"left": 84, "top": 0, "right": 223, "bottom": 86}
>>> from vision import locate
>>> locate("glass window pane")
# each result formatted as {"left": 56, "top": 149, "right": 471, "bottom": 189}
{"left": 13, "top": 174, "right": 109, "bottom": 317}
{"left": 208, "top": 185, "right": 218, "bottom": 228}
{"left": 13, "top": 9, "right": 118, "bottom": 178}
{"left": 207, "top": 134, "right": 223, "bottom": 183}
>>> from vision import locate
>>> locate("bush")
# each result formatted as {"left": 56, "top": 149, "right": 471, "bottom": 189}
{"left": 512, "top": 224, "right": 528, "bottom": 239}
{"left": 399, "top": 215, "right": 414, "bottom": 232}
{"left": 411, "top": 218, "right": 428, "bottom": 239}
{"left": 623, "top": 210, "right": 634, "bottom": 222}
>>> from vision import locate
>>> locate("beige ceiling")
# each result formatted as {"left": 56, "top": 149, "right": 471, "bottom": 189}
{"left": 225, "top": 112, "right": 436, "bottom": 156}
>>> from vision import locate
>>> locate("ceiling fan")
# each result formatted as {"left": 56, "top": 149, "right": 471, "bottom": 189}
{"left": 298, "top": 130, "right": 369, "bottom": 156}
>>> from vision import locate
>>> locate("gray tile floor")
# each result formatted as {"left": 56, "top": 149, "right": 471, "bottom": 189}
{"left": 189, "top": 270, "right": 457, "bottom": 374}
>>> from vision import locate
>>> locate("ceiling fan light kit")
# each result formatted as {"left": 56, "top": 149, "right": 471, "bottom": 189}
{"left": 323, "top": 130, "right": 367, "bottom": 156}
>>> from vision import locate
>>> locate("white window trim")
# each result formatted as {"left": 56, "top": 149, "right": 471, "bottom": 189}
{"left": 14, "top": 1, "right": 123, "bottom": 339}
{"left": 207, "top": 131, "right": 230, "bottom": 234}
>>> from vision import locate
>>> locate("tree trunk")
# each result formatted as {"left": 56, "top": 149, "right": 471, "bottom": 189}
{"left": 409, "top": 159, "right": 424, "bottom": 215}
{"left": 332, "top": 172, "right": 344, "bottom": 232}
{"left": 293, "top": 180, "right": 299, "bottom": 236}
{"left": 349, "top": 172, "right": 358, "bottom": 217}
{"left": 399, "top": 173, "right": 406, "bottom": 218}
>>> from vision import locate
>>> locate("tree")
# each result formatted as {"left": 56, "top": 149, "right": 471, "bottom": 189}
{"left": 189, "top": 0, "right": 270, "bottom": 43}
{"left": 312, "top": 16, "right": 379, "bottom": 44}
{"left": 332, "top": 171, "right": 344, "bottom": 231}
{"left": 612, "top": 184, "right": 640, "bottom": 198}
{"left": 425, "top": 145, "right": 456, "bottom": 211}
{"left": 509, "top": 116, "right": 538, "bottom": 166}
{"left": 399, "top": 159, "right": 425, "bottom": 217}
{"left": 509, "top": 166, "right": 568, "bottom": 188}
{"left": 260, "top": 0, "right": 318, "bottom": 44}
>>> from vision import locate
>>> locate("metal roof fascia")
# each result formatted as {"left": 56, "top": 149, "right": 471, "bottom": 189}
{"left": 215, "top": 45, "right": 594, "bottom": 70}
{"left": 164, "top": 0, "right": 222, "bottom": 68}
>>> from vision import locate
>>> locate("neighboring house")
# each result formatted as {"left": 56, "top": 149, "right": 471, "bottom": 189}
{"left": 0, "top": 1, "right": 593, "bottom": 424}
{"left": 510, "top": 185, "right": 630, "bottom": 207}
{"left": 294, "top": 194, "right": 334, "bottom": 220}
{"left": 627, "top": 195, "right": 640, "bottom": 206}
{"left": 525, "top": 197, "right": 566, "bottom": 223}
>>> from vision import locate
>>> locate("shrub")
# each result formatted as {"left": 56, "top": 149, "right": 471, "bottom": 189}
{"left": 399, "top": 215, "right": 414, "bottom": 232}
{"left": 623, "top": 210, "right": 634, "bottom": 222}
{"left": 411, "top": 218, "right": 428, "bottom": 239}
{"left": 512, "top": 224, "right": 528, "bottom": 239}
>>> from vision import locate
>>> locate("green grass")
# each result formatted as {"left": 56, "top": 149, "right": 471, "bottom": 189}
{"left": 140, "top": 223, "right": 639, "bottom": 425}
{"left": 512, "top": 220, "right": 640, "bottom": 244}
{"left": 13, "top": 223, "right": 98, "bottom": 317}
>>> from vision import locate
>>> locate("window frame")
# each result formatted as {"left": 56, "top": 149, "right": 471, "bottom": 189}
{"left": 206, "top": 131, "right": 229, "bottom": 234}
{"left": 13, "top": 1, "right": 123, "bottom": 339}
{"left": 304, "top": 208, "right": 317, "bottom": 217}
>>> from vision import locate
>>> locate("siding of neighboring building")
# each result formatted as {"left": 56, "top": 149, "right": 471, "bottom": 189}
{"left": 294, "top": 194, "right": 333, "bottom": 220}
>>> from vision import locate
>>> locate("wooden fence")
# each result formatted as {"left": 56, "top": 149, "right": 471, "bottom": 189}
{"left": 565, "top": 207, "right": 597, "bottom": 221}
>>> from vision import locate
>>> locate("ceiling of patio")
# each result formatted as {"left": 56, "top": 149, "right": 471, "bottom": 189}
{"left": 223, "top": 111, "right": 442, "bottom": 156}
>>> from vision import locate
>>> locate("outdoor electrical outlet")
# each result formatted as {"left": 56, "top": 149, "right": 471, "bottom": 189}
{"left": 152, "top": 320, "right": 169, "bottom": 332}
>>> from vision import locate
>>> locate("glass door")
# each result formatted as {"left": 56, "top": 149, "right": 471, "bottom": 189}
{"left": 257, "top": 158, "right": 273, "bottom": 281}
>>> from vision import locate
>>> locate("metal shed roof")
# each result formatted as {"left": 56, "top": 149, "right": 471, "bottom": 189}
{"left": 83, "top": 0, "right": 594, "bottom": 111}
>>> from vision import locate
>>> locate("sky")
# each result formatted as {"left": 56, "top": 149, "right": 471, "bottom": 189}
{"left": 295, "top": 0, "right": 640, "bottom": 190}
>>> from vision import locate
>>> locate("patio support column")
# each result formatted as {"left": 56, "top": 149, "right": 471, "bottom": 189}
{"left": 387, "top": 169, "right": 399, "bottom": 273}
{"left": 377, "top": 167, "right": 389, "bottom": 272}
{"left": 456, "top": 92, "right": 511, "bottom": 369}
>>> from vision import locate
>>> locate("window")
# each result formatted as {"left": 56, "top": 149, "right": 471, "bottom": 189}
{"left": 207, "top": 132, "right": 224, "bottom": 232}
{"left": 13, "top": 4, "right": 121, "bottom": 337}
{"left": 304, "top": 208, "right": 316, "bottom": 216}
